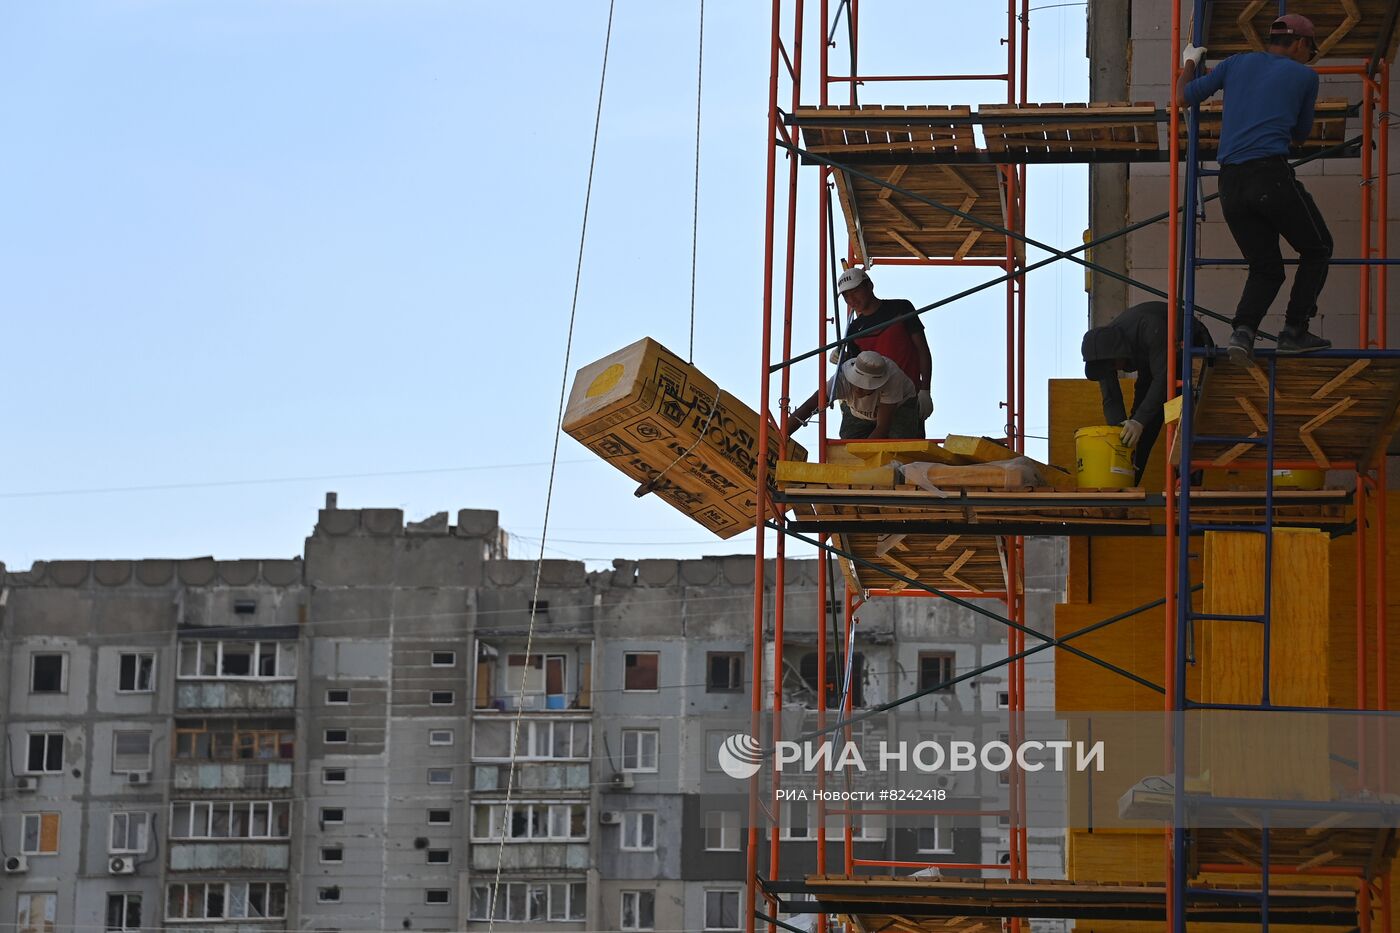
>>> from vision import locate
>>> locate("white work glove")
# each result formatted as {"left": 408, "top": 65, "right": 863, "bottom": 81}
{"left": 917, "top": 390, "right": 934, "bottom": 420}
{"left": 1182, "top": 43, "right": 1206, "bottom": 68}
{"left": 1120, "top": 419, "right": 1144, "bottom": 447}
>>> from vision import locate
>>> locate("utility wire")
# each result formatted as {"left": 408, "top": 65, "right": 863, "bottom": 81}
{"left": 489, "top": 0, "right": 616, "bottom": 928}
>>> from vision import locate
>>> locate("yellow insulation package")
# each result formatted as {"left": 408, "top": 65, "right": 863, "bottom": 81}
{"left": 563, "top": 337, "right": 807, "bottom": 539}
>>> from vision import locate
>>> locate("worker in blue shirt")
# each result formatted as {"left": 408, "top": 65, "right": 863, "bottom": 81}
{"left": 1177, "top": 13, "right": 1333, "bottom": 361}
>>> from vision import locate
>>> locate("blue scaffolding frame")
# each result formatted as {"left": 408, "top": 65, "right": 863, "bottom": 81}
{"left": 1169, "top": 2, "right": 1400, "bottom": 929}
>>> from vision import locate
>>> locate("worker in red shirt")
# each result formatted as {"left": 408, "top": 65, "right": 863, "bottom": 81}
{"left": 835, "top": 267, "right": 933, "bottom": 438}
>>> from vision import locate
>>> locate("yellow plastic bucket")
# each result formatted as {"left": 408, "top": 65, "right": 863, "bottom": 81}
{"left": 1273, "top": 469, "right": 1325, "bottom": 490}
{"left": 1075, "top": 425, "right": 1135, "bottom": 489}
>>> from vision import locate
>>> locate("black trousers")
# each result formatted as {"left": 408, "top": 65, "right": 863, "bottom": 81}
{"left": 1219, "top": 156, "right": 1333, "bottom": 332}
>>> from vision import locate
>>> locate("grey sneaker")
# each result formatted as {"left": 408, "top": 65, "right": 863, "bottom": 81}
{"left": 1227, "top": 326, "right": 1256, "bottom": 363}
{"left": 1277, "top": 325, "right": 1331, "bottom": 354}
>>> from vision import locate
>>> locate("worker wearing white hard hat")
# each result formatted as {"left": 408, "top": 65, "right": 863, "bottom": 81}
{"left": 831, "top": 266, "right": 933, "bottom": 437}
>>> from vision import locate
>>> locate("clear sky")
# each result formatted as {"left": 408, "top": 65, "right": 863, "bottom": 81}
{"left": 0, "top": 1, "right": 1088, "bottom": 570}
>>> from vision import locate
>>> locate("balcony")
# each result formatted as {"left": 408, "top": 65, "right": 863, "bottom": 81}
{"left": 172, "top": 762, "right": 294, "bottom": 792}
{"left": 169, "top": 842, "right": 291, "bottom": 871}
{"left": 475, "top": 638, "right": 592, "bottom": 712}
{"left": 469, "top": 843, "right": 591, "bottom": 872}
{"left": 177, "top": 682, "right": 296, "bottom": 711}
{"left": 473, "top": 763, "right": 591, "bottom": 793}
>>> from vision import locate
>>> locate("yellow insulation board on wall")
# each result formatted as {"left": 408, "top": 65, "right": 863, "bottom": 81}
{"left": 563, "top": 337, "right": 806, "bottom": 539}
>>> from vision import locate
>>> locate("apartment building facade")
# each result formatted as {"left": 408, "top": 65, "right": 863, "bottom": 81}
{"left": 1, "top": 497, "right": 1064, "bottom": 932}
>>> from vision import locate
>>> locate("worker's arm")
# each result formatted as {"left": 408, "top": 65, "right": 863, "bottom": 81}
{"left": 1098, "top": 376, "right": 1128, "bottom": 426}
{"left": 870, "top": 402, "right": 898, "bottom": 439}
{"left": 1130, "top": 345, "right": 1170, "bottom": 430}
{"left": 910, "top": 327, "right": 932, "bottom": 391}
{"left": 1177, "top": 48, "right": 1225, "bottom": 107}
{"left": 785, "top": 389, "right": 822, "bottom": 435}
{"left": 1293, "top": 71, "right": 1320, "bottom": 144}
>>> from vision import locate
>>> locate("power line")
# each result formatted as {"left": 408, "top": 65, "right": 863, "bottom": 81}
{"left": 0, "top": 461, "right": 593, "bottom": 501}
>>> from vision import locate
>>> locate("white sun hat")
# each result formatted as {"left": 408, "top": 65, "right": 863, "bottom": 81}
{"left": 841, "top": 351, "right": 893, "bottom": 391}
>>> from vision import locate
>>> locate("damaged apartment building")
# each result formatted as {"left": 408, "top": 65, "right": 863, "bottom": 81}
{"left": 0, "top": 495, "right": 1065, "bottom": 932}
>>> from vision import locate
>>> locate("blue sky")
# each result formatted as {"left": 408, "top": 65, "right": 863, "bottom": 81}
{"left": 0, "top": 1, "right": 1088, "bottom": 569}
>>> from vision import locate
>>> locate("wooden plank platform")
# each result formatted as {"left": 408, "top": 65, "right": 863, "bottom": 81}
{"left": 779, "top": 874, "right": 1358, "bottom": 925}
{"left": 980, "top": 102, "right": 1160, "bottom": 157}
{"left": 1184, "top": 98, "right": 1351, "bottom": 152}
{"left": 1203, "top": 1, "right": 1400, "bottom": 62}
{"left": 835, "top": 529, "right": 1009, "bottom": 594}
{"left": 1190, "top": 357, "right": 1400, "bottom": 470}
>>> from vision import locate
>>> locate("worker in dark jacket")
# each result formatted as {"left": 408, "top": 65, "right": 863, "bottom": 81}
{"left": 1082, "top": 301, "right": 1214, "bottom": 484}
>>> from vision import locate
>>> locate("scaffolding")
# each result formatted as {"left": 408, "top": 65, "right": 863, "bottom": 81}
{"left": 745, "top": 1, "right": 1400, "bottom": 932}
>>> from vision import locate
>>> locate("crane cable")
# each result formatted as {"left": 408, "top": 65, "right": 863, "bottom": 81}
{"left": 486, "top": 1, "right": 616, "bottom": 928}
{"left": 687, "top": 0, "right": 705, "bottom": 363}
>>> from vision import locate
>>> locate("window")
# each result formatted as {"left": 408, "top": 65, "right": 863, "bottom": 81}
{"left": 918, "top": 652, "right": 956, "bottom": 692}
{"left": 30, "top": 654, "right": 65, "bottom": 693}
{"left": 431, "top": 650, "right": 456, "bottom": 667}
{"left": 174, "top": 719, "right": 294, "bottom": 761}
{"left": 318, "top": 886, "right": 342, "bottom": 903}
{"left": 620, "top": 890, "right": 655, "bottom": 931}
{"left": 165, "top": 883, "right": 287, "bottom": 919}
{"left": 112, "top": 731, "right": 152, "bottom": 773}
{"left": 621, "top": 811, "right": 656, "bottom": 851}
{"left": 621, "top": 729, "right": 659, "bottom": 772}
{"left": 528, "top": 599, "right": 549, "bottom": 616}
{"left": 17, "top": 894, "right": 57, "bottom": 933}
{"left": 471, "top": 802, "right": 589, "bottom": 842}
{"left": 320, "top": 847, "right": 344, "bottom": 864}
{"left": 233, "top": 598, "right": 257, "bottom": 615}
{"left": 427, "top": 768, "right": 453, "bottom": 785}
{"left": 106, "top": 893, "right": 141, "bottom": 933}
{"left": 25, "top": 733, "right": 63, "bottom": 773}
{"left": 429, "top": 729, "right": 454, "bottom": 746}
{"left": 997, "top": 690, "right": 1011, "bottom": 709}
{"left": 325, "top": 688, "right": 350, "bottom": 704}
{"left": 426, "top": 848, "right": 451, "bottom": 864}
{"left": 915, "top": 816, "right": 953, "bottom": 854}
{"left": 427, "top": 808, "right": 453, "bottom": 825}
{"left": 780, "top": 800, "right": 811, "bottom": 840}
{"left": 324, "top": 729, "right": 349, "bottom": 744}
{"left": 320, "top": 807, "right": 345, "bottom": 825}
{"left": 21, "top": 812, "right": 60, "bottom": 854}
{"left": 472, "top": 718, "right": 590, "bottom": 761}
{"left": 704, "top": 890, "right": 741, "bottom": 931}
{"left": 704, "top": 810, "right": 740, "bottom": 851}
{"left": 170, "top": 801, "right": 292, "bottom": 839}
{"left": 707, "top": 652, "right": 744, "bottom": 693}
{"left": 177, "top": 640, "right": 296, "bottom": 680}
{"left": 469, "top": 881, "right": 586, "bottom": 922}
{"left": 624, "top": 652, "right": 659, "bottom": 691}
{"left": 109, "top": 812, "right": 150, "bottom": 853}
{"left": 322, "top": 768, "right": 347, "bottom": 784}
{"left": 118, "top": 652, "right": 156, "bottom": 693}
{"left": 425, "top": 889, "right": 451, "bottom": 905}
{"left": 430, "top": 690, "right": 455, "bottom": 706}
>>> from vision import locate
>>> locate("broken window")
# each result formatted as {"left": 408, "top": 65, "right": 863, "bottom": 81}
{"left": 798, "top": 651, "right": 866, "bottom": 708}
{"left": 26, "top": 732, "right": 63, "bottom": 773}
{"left": 118, "top": 652, "right": 156, "bottom": 692}
{"left": 706, "top": 652, "right": 744, "bottom": 692}
{"left": 918, "top": 652, "right": 956, "bottom": 693}
{"left": 30, "top": 654, "right": 65, "bottom": 693}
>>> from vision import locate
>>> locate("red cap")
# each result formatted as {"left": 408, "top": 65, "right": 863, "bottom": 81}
{"left": 1270, "top": 13, "right": 1316, "bottom": 39}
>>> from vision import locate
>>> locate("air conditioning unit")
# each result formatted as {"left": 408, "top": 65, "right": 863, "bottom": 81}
{"left": 127, "top": 770, "right": 151, "bottom": 786}
{"left": 599, "top": 810, "right": 622, "bottom": 825}
{"left": 610, "top": 772, "right": 635, "bottom": 791}
{"left": 109, "top": 856, "right": 136, "bottom": 875}
{"left": 3, "top": 855, "right": 28, "bottom": 874}
{"left": 932, "top": 774, "right": 956, "bottom": 792}
{"left": 15, "top": 776, "right": 37, "bottom": 793}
